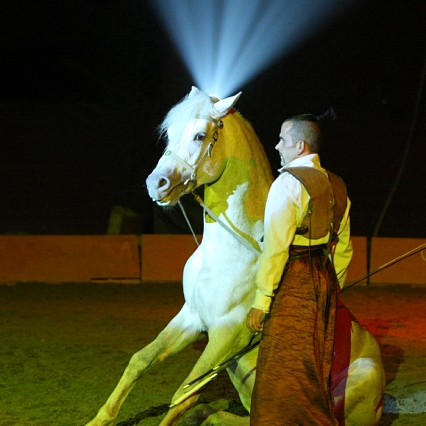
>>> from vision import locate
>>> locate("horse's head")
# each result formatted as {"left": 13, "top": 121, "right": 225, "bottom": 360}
{"left": 146, "top": 87, "right": 241, "bottom": 206}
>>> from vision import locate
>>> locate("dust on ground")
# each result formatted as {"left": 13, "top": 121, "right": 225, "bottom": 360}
{"left": 0, "top": 282, "right": 425, "bottom": 425}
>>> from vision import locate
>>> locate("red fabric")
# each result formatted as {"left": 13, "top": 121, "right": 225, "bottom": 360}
{"left": 331, "top": 298, "right": 356, "bottom": 425}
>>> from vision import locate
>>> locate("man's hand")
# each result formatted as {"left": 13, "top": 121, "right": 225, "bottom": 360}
{"left": 246, "top": 307, "right": 265, "bottom": 334}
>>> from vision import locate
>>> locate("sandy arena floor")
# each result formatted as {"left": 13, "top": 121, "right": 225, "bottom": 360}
{"left": 0, "top": 282, "right": 425, "bottom": 426}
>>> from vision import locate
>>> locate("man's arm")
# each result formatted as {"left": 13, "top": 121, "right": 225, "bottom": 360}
{"left": 333, "top": 197, "right": 353, "bottom": 289}
{"left": 248, "top": 175, "right": 302, "bottom": 321}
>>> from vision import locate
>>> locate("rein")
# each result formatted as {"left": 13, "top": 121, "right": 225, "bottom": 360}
{"left": 179, "top": 193, "right": 262, "bottom": 255}
{"left": 191, "top": 192, "right": 262, "bottom": 256}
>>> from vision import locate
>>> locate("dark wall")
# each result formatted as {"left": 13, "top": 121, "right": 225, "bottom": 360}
{"left": 1, "top": 0, "right": 425, "bottom": 237}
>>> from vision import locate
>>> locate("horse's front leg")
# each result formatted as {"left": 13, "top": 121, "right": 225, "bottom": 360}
{"left": 85, "top": 305, "right": 202, "bottom": 426}
{"left": 159, "top": 321, "right": 252, "bottom": 426}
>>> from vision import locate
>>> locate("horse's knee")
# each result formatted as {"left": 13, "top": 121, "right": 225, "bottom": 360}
{"left": 347, "top": 357, "right": 384, "bottom": 395}
{"left": 126, "top": 347, "right": 156, "bottom": 379}
{"left": 178, "top": 403, "right": 219, "bottom": 425}
{"left": 205, "top": 411, "right": 250, "bottom": 426}
{"left": 342, "top": 358, "right": 384, "bottom": 426}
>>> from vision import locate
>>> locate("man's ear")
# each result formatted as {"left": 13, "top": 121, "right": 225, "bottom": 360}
{"left": 298, "top": 140, "right": 306, "bottom": 154}
{"left": 301, "top": 140, "right": 311, "bottom": 154}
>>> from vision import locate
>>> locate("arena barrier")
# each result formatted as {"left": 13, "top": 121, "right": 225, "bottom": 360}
{"left": 370, "top": 237, "right": 426, "bottom": 285}
{"left": 0, "top": 235, "right": 424, "bottom": 285}
{"left": 0, "top": 235, "right": 141, "bottom": 284}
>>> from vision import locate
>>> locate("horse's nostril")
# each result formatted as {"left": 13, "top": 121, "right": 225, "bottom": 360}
{"left": 159, "top": 178, "right": 168, "bottom": 189}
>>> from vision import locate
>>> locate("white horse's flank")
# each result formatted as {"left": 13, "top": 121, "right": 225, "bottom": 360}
{"left": 85, "top": 88, "right": 385, "bottom": 426}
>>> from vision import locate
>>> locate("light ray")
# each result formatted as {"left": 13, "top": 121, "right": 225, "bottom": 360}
{"left": 150, "top": 0, "right": 359, "bottom": 98}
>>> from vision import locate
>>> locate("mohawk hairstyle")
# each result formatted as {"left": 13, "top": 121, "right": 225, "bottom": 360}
{"left": 284, "top": 108, "right": 336, "bottom": 153}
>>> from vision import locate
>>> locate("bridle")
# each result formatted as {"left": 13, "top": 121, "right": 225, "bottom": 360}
{"left": 160, "top": 111, "right": 262, "bottom": 256}
{"left": 162, "top": 115, "right": 224, "bottom": 194}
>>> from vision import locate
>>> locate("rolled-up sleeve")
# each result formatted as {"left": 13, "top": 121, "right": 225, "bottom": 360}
{"left": 333, "top": 197, "right": 353, "bottom": 289}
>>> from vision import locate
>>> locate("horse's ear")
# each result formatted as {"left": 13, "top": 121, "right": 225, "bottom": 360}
{"left": 214, "top": 92, "right": 242, "bottom": 117}
{"left": 188, "top": 86, "right": 200, "bottom": 98}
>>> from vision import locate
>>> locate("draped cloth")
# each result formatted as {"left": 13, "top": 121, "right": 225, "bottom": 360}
{"left": 250, "top": 246, "right": 338, "bottom": 425}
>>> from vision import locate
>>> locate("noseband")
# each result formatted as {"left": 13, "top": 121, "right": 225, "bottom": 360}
{"left": 163, "top": 116, "right": 224, "bottom": 193}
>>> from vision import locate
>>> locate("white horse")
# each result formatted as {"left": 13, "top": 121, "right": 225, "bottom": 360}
{"left": 85, "top": 87, "right": 385, "bottom": 426}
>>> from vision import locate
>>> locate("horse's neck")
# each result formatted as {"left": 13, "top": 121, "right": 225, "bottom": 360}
{"left": 203, "top": 153, "right": 271, "bottom": 238}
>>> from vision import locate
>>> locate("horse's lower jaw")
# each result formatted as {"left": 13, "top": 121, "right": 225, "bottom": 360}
{"left": 153, "top": 193, "right": 180, "bottom": 207}
{"left": 156, "top": 199, "right": 173, "bottom": 207}
{"left": 154, "top": 181, "right": 196, "bottom": 207}
{"left": 154, "top": 189, "right": 183, "bottom": 207}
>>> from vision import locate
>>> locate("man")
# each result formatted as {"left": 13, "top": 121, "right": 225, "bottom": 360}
{"left": 246, "top": 113, "right": 353, "bottom": 425}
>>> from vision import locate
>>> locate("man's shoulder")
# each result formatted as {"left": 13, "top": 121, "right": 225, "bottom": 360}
{"left": 272, "top": 170, "right": 302, "bottom": 191}
{"left": 284, "top": 166, "right": 328, "bottom": 182}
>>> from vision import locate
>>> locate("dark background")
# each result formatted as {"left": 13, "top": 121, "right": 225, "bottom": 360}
{"left": 1, "top": 0, "right": 426, "bottom": 238}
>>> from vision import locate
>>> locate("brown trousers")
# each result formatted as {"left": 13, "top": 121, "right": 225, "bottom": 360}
{"left": 251, "top": 247, "right": 338, "bottom": 425}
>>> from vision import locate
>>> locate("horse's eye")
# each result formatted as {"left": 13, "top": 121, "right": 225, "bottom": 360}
{"left": 194, "top": 133, "right": 206, "bottom": 142}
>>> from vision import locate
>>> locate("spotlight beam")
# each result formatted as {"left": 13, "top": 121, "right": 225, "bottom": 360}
{"left": 150, "top": 0, "right": 359, "bottom": 98}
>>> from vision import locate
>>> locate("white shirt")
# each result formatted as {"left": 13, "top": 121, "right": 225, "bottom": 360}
{"left": 252, "top": 153, "right": 353, "bottom": 312}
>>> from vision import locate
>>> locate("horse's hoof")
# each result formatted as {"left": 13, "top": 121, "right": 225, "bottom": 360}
{"left": 202, "top": 411, "right": 250, "bottom": 426}
{"left": 177, "top": 403, "right": 218, "bottom": 425}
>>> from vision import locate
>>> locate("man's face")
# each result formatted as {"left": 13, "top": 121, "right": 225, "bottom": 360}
{"left": 276, "top": 122, "right": 299, "bottom": 166}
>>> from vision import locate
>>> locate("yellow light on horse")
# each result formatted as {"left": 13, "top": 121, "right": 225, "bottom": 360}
{"left": 85, "top": 88, "right": 384, "bottom": 426}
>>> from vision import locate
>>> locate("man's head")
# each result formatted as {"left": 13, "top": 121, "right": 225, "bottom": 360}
{"left": 276, "top": 114, "right": 323, "bottom": 167}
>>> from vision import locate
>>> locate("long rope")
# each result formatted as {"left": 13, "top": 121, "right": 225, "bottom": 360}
{"left": 178, "top": 199, "right": 201, "bottom": 247}
{"left": 170, "top": 241, "right": 426, "bottom": 402}
{"left": 341, "top": 242, "right": 426, "bottom": 292}
{"left": 179, "top": 194, "right": 426, "bottom": 293}
{"left": 191, "top": 192, "right": 261, "bottom": 256}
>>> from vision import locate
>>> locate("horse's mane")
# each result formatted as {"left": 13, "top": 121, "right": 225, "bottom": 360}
{"left": 158, "top": 91, "right": 214, "bottom": 147}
